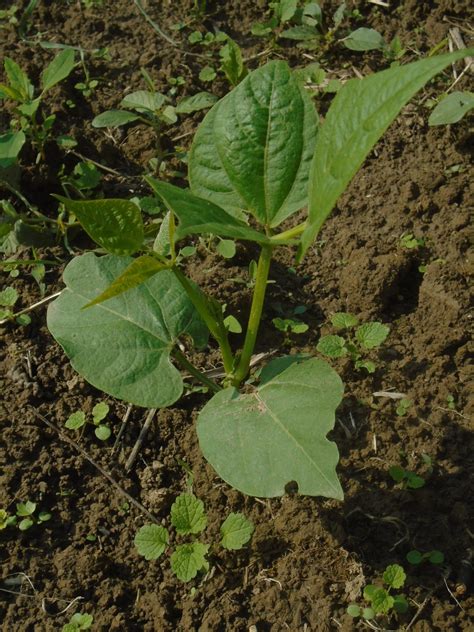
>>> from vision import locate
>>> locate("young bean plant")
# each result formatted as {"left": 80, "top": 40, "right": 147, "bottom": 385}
{"left": 47, "top": 49, "right": 472, "bottom": 499}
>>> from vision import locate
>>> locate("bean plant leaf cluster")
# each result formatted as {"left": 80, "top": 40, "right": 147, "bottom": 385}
{"left": 47, "top": 48, "right": 472, "bottom": 499}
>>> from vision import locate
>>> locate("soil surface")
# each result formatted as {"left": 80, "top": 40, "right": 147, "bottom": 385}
{"left": 1, "top": 1, "right": 473, "bottom": 631}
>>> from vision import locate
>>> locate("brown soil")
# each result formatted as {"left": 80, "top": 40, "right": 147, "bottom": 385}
{"left": 1, "top": 1, "right": 473, "bottom": 631}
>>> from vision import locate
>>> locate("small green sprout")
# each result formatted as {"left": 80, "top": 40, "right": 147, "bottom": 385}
{"left": 1, "top": 501, "right": 51, "bottom": 531}
{"left": 400, "top": 233, "right": 425, "bottom": 249}
{"left": 317, "top": 313, "right": 389, "bottom": 373}
{"left": 65, "top": 401, "right": 111, "bottom": 440}
{"left": 62, "top": 612, "right": 94, "bottom": 632}
{"left": 135, "top": 492, "right": 254, "bottom": 582}
{"left": 389, "top": 465, "right": 425, "bottom": 490}
{"left": 406, "top": 549, "right": 444, "bottom": 566}
{"left": 396, "top": 398, "right": 412, "bottom": 417}
{"left": 347, "top": 564, "right": 408, "bottom": 621}
{"left": 446, "top": 394, "right": 456, "bottom": 410}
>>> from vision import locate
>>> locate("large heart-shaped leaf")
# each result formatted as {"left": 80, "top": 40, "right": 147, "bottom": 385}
{"left": 189, "top": 60, "right": 318, "bottom": 228}
{"left": 197, "top": 356, "right": 344, "bottom": 498}
{"left": 146, "top": 178, "right": 271, "bottom": 245}
{"left": 47, "top": 253, "right": 208, "bottom": 408}
{"left": 298, "top": 49, "right": 474, "bottom": 260}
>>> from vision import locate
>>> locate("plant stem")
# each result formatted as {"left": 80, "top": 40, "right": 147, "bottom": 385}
{"left": 171, "top": 266, "right": 234, "bottom": 375}
{"left": 172, "top": 349, "right": 221, "bottom": 393}
{"left": 232, "top": 244, "right": 273, "bottom": 386}
{"left": 270, "top": 221, "right": 306, "bottom": 244}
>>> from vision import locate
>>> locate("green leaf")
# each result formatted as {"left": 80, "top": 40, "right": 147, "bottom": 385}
{"left": 383, "top": 564, "right": 406, "bottom": 589}
{"left": 428, "top": 91, "right": 474, "bottom": 126}
{"left": 84, "top": 256, "right": 168, "bottom": 307}
{"left": 197, "top": 357, "right": 344, "bottom": 498}
{"left": 363, "top": 584, "right": 378, "bottom": 601}
{"left": 41, "top": 49, "right": 75, "bottom": 92}
{"left": 0, "top": 510, "right": 9, "bottom": 530}
{"left": 429, "top": 550, "right": 444, "bottom": 564}
{"left": 68, "top": 613, "right": 94, "bottom": 630}
{"left": 189, "top": 60, "right": 318, "bottom": 228}
{"left": 354, "top": 359, "right": 376, "bottom": 373}
{"left": 16, "top": 501, "right": 36, "bottom": 516}
{"left": 170, "top": 493, "right": 207, "bottom": 535}
{"left": 47, "top": 253, "right": 208, "bottom": 408}
{"left": 95, "top": 425, "right": 111, "bottom": 440}
{"left": 343, "top": 28, "right": 385, "bottom": 51}
{"left": 223, "top": 314, "right": 242, "bottom": 333}
{"left": 220, "top": 37, "right": 247, "bottom": 86}
{"left": 0, "top": 131, "right": 26, "bottom": 168}
{"left": 56, "top": 197, "right": 144, "bottom": 255}
{"left": 19, "top": 518, "right": 34, "bottom": 531}
{"left": 280, "top": 25, "right": 318, "bottom": 41}
{"left": 346, "top": 604, "right": 361, "bottom": 618}
{"left": 299, "top": 49, "right": 474, "bottom": 260}
{"left": 277, "top": 0, "right": 297, "bottom": 23}
{"left": 146, "top": 179, "right": 271, "bottom": 245}
{"left": 171, "top": 542, "right": 209, "bottom": 582}
{"left": 216, "top": 239, "right": 236, "bottom": 259}
{"left": 120, "top": 90, "right": 166, "bottom": 112}
{"left": 220, "top": 512, "right": 254, "bottom": 549}
{"left": 406, "top": 550, "right": 423, "bottom": 565}
{"left": 393, "top": 595, "right": 409, "bottom": 614}
{"left": 199, "top": 66, "right": 216, "bottom": 82}
{"left": 134, "top": 524, "right": 169, "bottom": 560}
{"left": 65, "top": 411, "right": 86, "bottom": 430}
{"left": 0, "top": 286, "right": 18, "bottom": 306}
{"left": 176, "top": 92, "right": 218, "bottom": 114}
{"left": 406, "top": 473, "right": 425, "bottom": 489}
{"left": 4, "top": 58, "right": 33, "bottom": 100}
{"left": 389, "top": 465, "right": 406, "bottom": 483}
{"left": 330, "top": 312, "right": 359, "bottom": 329}
{"left": 355, "top": 322, "right": 389, "bottom": 349}
{"left": 371, "top": 588, "right": 394, "bottom": 614}
{"left": 362, "top": 607, "right": 375, "bottom": 620}
{"left": 92, "top": 110, "right": 141, "bottom": 128}
{"left": 38, "top": 511, "right": 51, "bottom": 523}
{"left": 72, "top": 162, "right": 101, "bottom": 191}
{"left": 92, "top": 402, "right": 109, "bottom": 423}
{"left": 317, "top": 334, "right": 347, "bottom": 358}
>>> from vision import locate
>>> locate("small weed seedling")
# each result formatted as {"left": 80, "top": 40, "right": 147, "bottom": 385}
{"left": 406, "top": 549, "right": 444, "bottom": 566}
{"left": 389, "top": 465, "right": 425, "bottom": 490}
{"left": 347, "top": 564, "right": 408, "bottom": 622}
{"left": 0, "top": 50, "right": 75, "bottom": 162}
{"left": 428, "top": 91, "right": 474, "bottom": 126}
{"left": 396, "top": 397, "right": 412, "bottom": 417}
{"left": 400, "top": 232, "right": 425, "bottom": 250}
{"left": 47, "top": 49, "right": 472, "bottom": 499}
{"left": 65, "top": 402, "right": 111, "bottom": 440}
{"left": 317, "top": 312, "right": 389, "bottom": 373}
{"left": 62, "top": 612, "right": 93, "bottom": 632}
{"left": 0, "top": 501, "right": 51, "bottom": 531}
{"left": 135, "top": 492, "right": 254, "bottom": 582}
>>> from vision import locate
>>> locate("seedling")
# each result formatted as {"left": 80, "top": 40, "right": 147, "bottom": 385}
{"left": 406, "top": 549, "right": 444, "bottom": 566}
{"left": 428, "top": 91, "right": 474, "bottom": 126}
{"left": 389, "top": 465, "right": 425, "bottom": 490}
{"left": 396, "top": 397, "right": 412, "bottom": 417}
{"left": 343, "top": 28, "right": 406, "bottom": 61}
{"left": 47, "top": 50, "right": 472, "bottom": 499}
{"left": 65, "top": 402, "right": 111, "bottom": 440}
{"left": 92, "top": 75, "right": 217, "bottom": 168}
{"left": 135, "top": 492, "right": 254, "bottom": 582}
{"left": 0, "top": 50, "right": 76, "bottom": 162}
{"left": 400, "top": 233, "right": 425, "bottom": 249}
{"left": 62, "top": 613, "right": 94, "bottom": 632}
{"left": 446, "top": 394, "right": 456, "bottom": 410}
{"left": 0, "top": 501, "right": 51, "bottom": 531}
{"left": 317, "top": 312, "right": 389, "bottom": 373}
{"left": 347, "top": 564, "right": 409, "bottom": 622}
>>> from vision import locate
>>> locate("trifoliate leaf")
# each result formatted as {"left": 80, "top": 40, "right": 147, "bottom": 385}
{"left": 355, "top": 322, "right": 389, "bottom": 349}
{"left": 330, "top": 312, "right": 359, "bottom": 329}
{"left": 317, "top": 334, "right": 347, "bottom": 358}
{"left": 220, "top": 512, "right": 254, "bottom": 550}
{"left": 134, "top": 524, "right": 169, "bottom": 560}
{"left": 170, "top": 493, "right": 207, "bottom": 535}
{"left": 383, "top": 564, "right": 406, "bottom": 589}
{"left": 65, "top": 411, "right": 86, "bottom": 430}
{"left": 171, "top": 542, "right": 209, "bottom": 582}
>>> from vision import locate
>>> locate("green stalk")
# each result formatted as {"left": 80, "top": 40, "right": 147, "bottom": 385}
{"left": 232, "top": 244, "right": 273, "bottom": 386}
{"left": 171, "top": 266, "right": 234, "bottom": 375}
{"left": 270, "top": 221, "right": 306, "bottom": 244}
{"left": 172, "top": 349, "right": 221, "bottom": 393}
